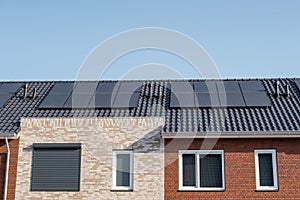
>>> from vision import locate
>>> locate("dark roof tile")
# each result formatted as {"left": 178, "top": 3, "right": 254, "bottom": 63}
{"left": 0, "top": 79, "right": 300, "bottom": 137}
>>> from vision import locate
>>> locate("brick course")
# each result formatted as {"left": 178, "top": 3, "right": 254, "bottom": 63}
{"left": 164, "top": 138, "right": 300, "bottom": 200}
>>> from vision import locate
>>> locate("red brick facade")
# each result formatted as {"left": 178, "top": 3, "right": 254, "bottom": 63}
{"left": 0, "top": 139, "right": 19, "bottom": 200}
{"left": 165, "top": 138, "right": 300, "bottom": 199}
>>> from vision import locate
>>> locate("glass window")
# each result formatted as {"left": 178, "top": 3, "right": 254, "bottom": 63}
{"left": 179, "top": 150, "right": 225, "bottom": 191}
{"left": 200, "top": 154, "right": 223, "bottom": 188}
{"left": 182, "top": 154, "right": 196, "bottom": 187}
{"left": 112, "top": 151, "right": 133, "bottom": 190}
{"left": 255, "top": 149, "right": 278, "bottom": 191}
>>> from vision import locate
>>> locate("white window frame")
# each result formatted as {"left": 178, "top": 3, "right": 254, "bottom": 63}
{"left": 254, "top": 149, "right": 278, "bottom": 191}
{"left": 112, "top": 150, "right": 133, "bottom": 191}
{"left": 178, "top": 150, "right": 225, "bottom": 191}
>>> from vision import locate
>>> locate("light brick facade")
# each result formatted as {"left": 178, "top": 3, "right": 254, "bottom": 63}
{"left": 15, "top": 117, "right": 165, "bottom": 200}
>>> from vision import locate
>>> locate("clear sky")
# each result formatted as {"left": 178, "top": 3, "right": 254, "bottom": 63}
{"left": 0, "top": 1, "right": 300, "bottom": 81}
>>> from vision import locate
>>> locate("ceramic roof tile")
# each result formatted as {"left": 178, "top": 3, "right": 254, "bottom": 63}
{"left": 0, "top": 79, "right": 300, "bottom": 137}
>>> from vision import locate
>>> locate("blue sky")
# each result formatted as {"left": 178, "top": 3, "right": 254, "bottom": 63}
{"left": 0, "top": 1, "right": 300, "bottom": 81}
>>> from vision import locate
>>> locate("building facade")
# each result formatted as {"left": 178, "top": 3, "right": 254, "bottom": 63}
{"left": 164, "top": 138, "right": 300, "bottom": 199}
{"left": 15, "top": 117, "right": 165, "bottom": 200}
{"left": 0, "top": 79, "right": 299, "bottom": 199}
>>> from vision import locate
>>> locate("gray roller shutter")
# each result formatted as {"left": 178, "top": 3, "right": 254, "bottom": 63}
{"left": 31, "top": 143, "right": 81, "bottom": 191}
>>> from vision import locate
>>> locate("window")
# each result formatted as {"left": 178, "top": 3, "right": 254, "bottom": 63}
{"left": 179, "top": 150, "right": 225, "bottom": 191}
{"left": 112, "top": 150, "right": 133, "bottom": 190}
{"left": 254, "top": 149, "right": 278, "bottom": 191}
{"left": 31, "top": 143, "right": 81, "bottom": 191}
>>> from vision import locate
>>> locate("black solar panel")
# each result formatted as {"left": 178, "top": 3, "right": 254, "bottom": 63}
{"left": 39, "top": 93, "right": 70, "bottom": 108}
{"left": 96, "top": 82, "right": 119, "bottom": 94}
{"left": 170, "top": 82, "right": 195, "bottom": 108}
{"left": 93, "top": 93, "right": 116, "bottom": 108}
{"left": 117, "top": 82, "right": 142, "bottom": 94}
{"left": 170, "top": 92, "right": 195, "bottom": 108}
{"left": 171, "top": 81, "right": 270, "bottom": 108}
{"left": 219, "top": 93, "right": 246, "bottom": 107}
{"left": 171, "top": 82, "right": 194, "bottom": 93}
{"left": 194, "top": 81, "right": 218, "bottom": 93}
{"left": 73, "top": 82, "right": 98, "bottom": 94}
{"left": 49, "top": 83, "right": 75, "bottom": 94}
{"left": 112, "top": 93, "right": 140, "bottom": 108}
{"left": 63, "top": 94, "right": 94, "bottom": 108}
{"left": 295, "top": 80, "right": 300, "bottom": 91}
{"left": 217, "top": 81, "right": 241, "bottom": 93}
{"left": 0, "top": 83, "right": 23, "bottom": 109}
{"left": 0, "top": 83, "right": 23, "bottom": 94}
{"left": 239, "top": 80, "right": 266, "bottom": 92}
{"left": 0, "top": 94, "right": 13, "bottom": 108}
{"left": 243, "top": 92, "right": 271, "bottom": 107}
{"left": 40, "top": 82, "right": 143, "bottom": 109}
{"left": 195, "top": 93, "right": 220, "bottom": 107}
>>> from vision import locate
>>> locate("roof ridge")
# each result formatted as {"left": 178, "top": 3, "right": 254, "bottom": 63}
{"left": 0, "top": 77, "right": 298, "bottom": 83}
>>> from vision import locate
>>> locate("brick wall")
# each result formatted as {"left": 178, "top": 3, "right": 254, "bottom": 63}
{"left": 0, "top": 139, "right": 19, "bottom": 200}
{"left": 0, "top": 152, "right": 5, "bottom": 199}
{"left": 164, "top": 138, "right": 300, "bottom": 200}
{"left": 16, "top": 117, "right": 165, "bottom": 200}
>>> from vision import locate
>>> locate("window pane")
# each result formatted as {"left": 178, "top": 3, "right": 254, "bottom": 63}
{"left": 258, "top": 154, "right": 274, "bottom": 186}
{"left": 116, "top": 154, "right": 130, "bottom": 187}
{"left": 200, "top": 154, "right": 222, "bottom": 188}
{"left": 182, "top": 154, "right": 196, "bottom": 186}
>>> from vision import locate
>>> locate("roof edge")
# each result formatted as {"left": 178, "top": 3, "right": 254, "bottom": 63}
{"left": 0, "top": 132, "right": 20, "bottom": 139}
{"left": 0, "top": 77, "right": 299, "bottom": 83}
{"left": 162, "top": 131, "right": 300, "bottom": 139}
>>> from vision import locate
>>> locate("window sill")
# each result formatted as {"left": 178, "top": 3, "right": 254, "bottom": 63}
{"left": 256, "top": 188, "right": 278, "bottom": 192}
{"left": 111, "top": 188, "right": 133, "bottom": 192}
{"left": 178, "top": 188, "right": 225, "bottom": 192}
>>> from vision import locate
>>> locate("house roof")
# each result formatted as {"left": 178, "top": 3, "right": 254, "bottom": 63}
{"left": 1, "top": 78, "right": 300, "bottom": 138}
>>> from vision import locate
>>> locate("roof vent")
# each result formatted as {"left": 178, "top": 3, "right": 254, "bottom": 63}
{"left": 23, "top": 85, "right": 37, "bottom": 100}
{"left": 23, "top": 84, "right": 28, "bottom": 99}
{"left": 31, "top": 88, "right": 37, "bottom": 99}
{"left": 285, "top": 84, "right": 291, "bottom": 98}
{"left": 275, "top": 81, "right": 280, "bottom": 98}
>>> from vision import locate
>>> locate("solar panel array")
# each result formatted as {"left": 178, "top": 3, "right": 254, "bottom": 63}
{"left": 170, "top": 80, "right": 271, "bottom": 108}
{"left": 0, "top": 83, "right": 24, "bottom": 108}
{"left": 39, "top": 82, "right": 142, "bottom": 109}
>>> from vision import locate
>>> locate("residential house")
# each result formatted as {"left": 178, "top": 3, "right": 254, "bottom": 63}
{"left": 0, "top": 79, "right": 299, "bottom": 199}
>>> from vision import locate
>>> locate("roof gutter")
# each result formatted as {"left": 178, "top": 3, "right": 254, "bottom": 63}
{"left": 0, "top": 131, "right": 20, "bottom": 140}
{"left": 162, "top": 131, "right": 300, "bottom": 139}
{"left": 4, "top": 137, "right": 10, "bottom": 200}
{"left": 0, "top": 131, "right": 20, "bottom": 200}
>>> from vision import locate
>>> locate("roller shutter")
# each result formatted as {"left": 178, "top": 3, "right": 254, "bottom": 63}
{"left": 31, "top": 143, "right": 81, "bottom": 191}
